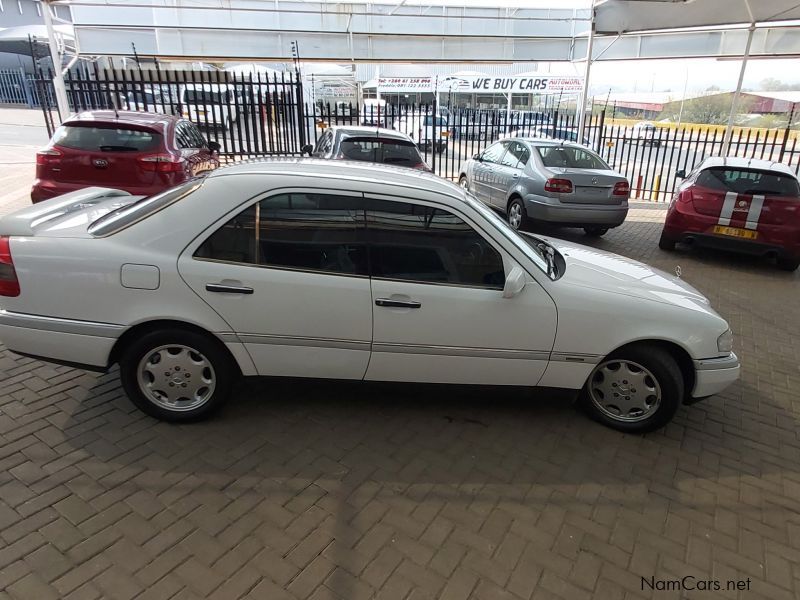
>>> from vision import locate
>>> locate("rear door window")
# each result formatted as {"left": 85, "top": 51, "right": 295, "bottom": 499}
{"left": 52, "top": 125, "right": 162, "bottom": 152}
{"left": 338, "top": 137, "right": 423, "bottom": 167}
{"left": 536, "top": 146, "right": 608, "bottom": 170}
{"left": 695, "top": 168, "right": 800, "bottom": 197}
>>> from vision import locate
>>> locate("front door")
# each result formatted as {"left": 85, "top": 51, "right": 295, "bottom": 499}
{"left": 178, "top": 190, "right": 373, "bottom": 379}
{"left": 491, "top": 140, "right": 529, "bottom": 208}
{"left": 471, "top": 142, "right": 506, "bottom": 206}
{"left": 363, "top": 194, "right": 557, "bottom": 386}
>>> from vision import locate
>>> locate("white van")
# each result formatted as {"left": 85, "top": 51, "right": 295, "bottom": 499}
{"left": 179, "top": 83, "right": 239, "bottom": 130}
{"left": 361, "top": 98, "right": 387, "bottom": 126}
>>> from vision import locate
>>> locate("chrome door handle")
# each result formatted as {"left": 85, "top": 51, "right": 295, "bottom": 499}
{"left": 206, "top": 283, "right": 254, "bottom": 294}
{"left": 512, "top": 173, "right": 520, "bottom": 179}
{"left": 375, "top": 298, "right": 421, "bottom": 309}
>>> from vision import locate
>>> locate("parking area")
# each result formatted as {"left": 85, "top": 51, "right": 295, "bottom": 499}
{"left": 1, "top": 187, "right": 798, "bottom": 599}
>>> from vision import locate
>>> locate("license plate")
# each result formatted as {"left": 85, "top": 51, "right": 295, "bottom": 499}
{"left": 713, "top": 225, "right": 758, "bottom": 240}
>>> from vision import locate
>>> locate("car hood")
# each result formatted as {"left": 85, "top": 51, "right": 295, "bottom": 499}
{"left": 537, "top": 235, "right": 716, "bottom": 314}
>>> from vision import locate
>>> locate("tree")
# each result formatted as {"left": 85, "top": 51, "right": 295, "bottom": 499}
{"left": 759, "top": 78, "right": 797, "bottom": 91}
{"left": 659, "top": 94, "right": 754, "bottom": 125}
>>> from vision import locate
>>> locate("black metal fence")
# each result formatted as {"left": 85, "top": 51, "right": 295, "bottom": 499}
{"left": 31, "top": 65, "right": 800, "bottom": 202}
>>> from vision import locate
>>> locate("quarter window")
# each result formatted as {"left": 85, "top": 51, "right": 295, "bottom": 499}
{"left": 366, "top": 200, "right": 505, "bottom": 288}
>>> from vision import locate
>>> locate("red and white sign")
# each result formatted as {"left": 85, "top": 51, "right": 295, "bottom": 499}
{"left": 377, "top": 75, "right": 584, "bottom": 94}
{"left": 377, "top": 77, "right": 434, "bottom": 93}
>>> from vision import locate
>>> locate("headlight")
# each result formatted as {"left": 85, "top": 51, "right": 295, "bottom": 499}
{"left": 717, "top": 329, "right": 733, "bottom": 353}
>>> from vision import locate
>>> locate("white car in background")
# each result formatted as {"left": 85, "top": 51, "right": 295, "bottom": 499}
{"left": 179, "top": 83, "right": 239, "bottom": 130}
{"left": 0, "top": 160, "right": 738, "bottom": 432}
{"left": 394, "top": 113, "right": 450, "bottom": 153}
{"left": 631, "top": 121, "right": 662, "bottom": 146}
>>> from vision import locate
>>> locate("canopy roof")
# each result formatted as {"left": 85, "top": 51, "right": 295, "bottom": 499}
{"left": 595, "top": 0, "right": 800, "bottom": 34}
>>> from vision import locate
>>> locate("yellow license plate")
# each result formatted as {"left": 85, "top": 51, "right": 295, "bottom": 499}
{"left": 713, "top": 225, "right": 758, "bottom": 240}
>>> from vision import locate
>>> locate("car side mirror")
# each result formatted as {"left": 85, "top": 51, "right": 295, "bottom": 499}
{"left": 675, "top": 169, "right": 685, "bottom": 179}
{"left": 473, "top": 153, "right": 482, "bottom": 161}
{"left": 302, "top": 144, "right": 313, "bottom": 156}
{"left": 502, "top": 264, "right": 526, "bottom": 299}
{"left": 207, "top": 141, "right": 221, "bottom": 153}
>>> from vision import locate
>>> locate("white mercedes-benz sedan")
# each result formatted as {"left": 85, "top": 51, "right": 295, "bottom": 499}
{"left": 0, "top": 160, "right": 739, "bottom": 432}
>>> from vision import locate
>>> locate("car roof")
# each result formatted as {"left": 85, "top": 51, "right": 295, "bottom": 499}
{"left": 700, "top": 156, "right": 796, "bottom": 177}
{"left": 209, "top": 157, "right": 463, "bottom": 197}
{"left": 507, "top": 137, "right": 585, "bottom": 148}
{"left": 65, "top": 110, "right": 177, "bottom": 129}
{"left": 328, "top": 126, "right": 413, "bottom": 142}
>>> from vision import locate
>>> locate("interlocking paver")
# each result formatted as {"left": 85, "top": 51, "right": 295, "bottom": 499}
{"left": 0, "top": 203, "right": 799, "bottom": 599}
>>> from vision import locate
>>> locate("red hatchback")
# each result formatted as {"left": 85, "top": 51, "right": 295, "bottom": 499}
{"left": 32, "top": 111, "right": 220, "bottom": 203}
{"left": 660, "top": 157, "right": 800, "bottom": 271}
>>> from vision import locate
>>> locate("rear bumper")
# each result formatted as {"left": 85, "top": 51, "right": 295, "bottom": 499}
{"left": 31, "top": 180, "right": 176, "bottom": 204}
{"left": 0, "top": 310, "right": 123, "bottom": 369}
{"left": 691, "top": 353, "right": 740, "bottom": 399}
{"left": 664, "top": 204, "right": 800, "bottom": 259}
{"left": 524, "top": 196, "right": 628, "bottom": 227}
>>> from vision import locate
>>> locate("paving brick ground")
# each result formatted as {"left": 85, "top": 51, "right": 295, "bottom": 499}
{"left": 1, "top": 197, "right": 800, "bottom": 600}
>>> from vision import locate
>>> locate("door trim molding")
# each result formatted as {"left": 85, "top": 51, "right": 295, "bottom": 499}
{"left": 372, "top": 342, "right": 550, "bottom": 361}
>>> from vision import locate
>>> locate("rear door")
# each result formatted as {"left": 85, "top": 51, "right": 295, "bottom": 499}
{"left": 691, "top": 167, "right": 800, "bottom": 229}
{"left": 47, "top": 123, "right": 163, "bottom": 188}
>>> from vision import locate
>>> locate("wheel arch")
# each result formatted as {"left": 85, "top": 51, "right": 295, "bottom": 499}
{"left": 602, "top": 339, "right": 695, "bottom": 399}
{"left": 108, "top": 319, "right": 244, "bottom": 376}
{"left": 507, "top": 192, "right": 523, "bottom": 212}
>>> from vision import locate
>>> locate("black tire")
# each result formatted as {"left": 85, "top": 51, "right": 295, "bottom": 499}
{"left": 658, "top": 232, "right": 677, "bottom": 251}
{"left": 119, "top": 328, "right": 235, "bottom": 422}
{"left": 583, "top": 227, "right": 608, "bottom": 237}
{"left": 777, "top": 257, "right": 800, "bottom": 272}
{"left": 507, "top": 197, "right": 528, "bottom": 231}
{"left": 579, "top": 344, "right": 683, "bottom": 433}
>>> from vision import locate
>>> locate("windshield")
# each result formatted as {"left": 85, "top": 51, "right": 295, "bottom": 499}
{"left": 463, "top": 192, "right": 557, "bottom": 278}
{"left": 695, "top": 167, "right": 800, "bottom": 197}
{"left": 89, "top": 180, "right": 202, "bottom": 236}
{"left": 52, "top": 125, "right": 162, "bottom": 152}
{"left": 339, "top": 137, "right": 423, "bottom": 167}
{"left": 536, "top": 145, "right": 609, "bottom": 170}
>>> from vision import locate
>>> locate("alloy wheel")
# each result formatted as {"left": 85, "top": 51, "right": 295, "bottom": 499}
{"left": 508, "top": 202, "right": 523, "bottom": 230}
{"left": 136, "top": 344, "right": 217, "bottom": 412}
{"left": 587, "top": 359, "right": 662, "bottom": 423}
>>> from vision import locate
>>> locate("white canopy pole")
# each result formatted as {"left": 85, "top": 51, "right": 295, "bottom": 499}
{"left": 43, "top": 0, "right": 71, "bottom": 120}
{"left": 506, "top": 92, "right": 512, "bottom": 134}
{"left": 721, "top": 24, "right": 755, "bottom": 155}
{"left": 576, "top": 8, "right": 595, "bottom": 144}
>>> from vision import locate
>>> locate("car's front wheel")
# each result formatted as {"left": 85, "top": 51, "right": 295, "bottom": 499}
{"left": 580, "top": 344, "right": 683, "bottom": 433}
{"left": 119, "top": 328, "right": 235, "bottom": 422}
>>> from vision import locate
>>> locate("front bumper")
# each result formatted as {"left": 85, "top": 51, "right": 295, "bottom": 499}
{"left": 524, "top": 197, "right": 628, "bottom": 227}
{"left": 691, "top": 353, "right": 740, "bottom": 399}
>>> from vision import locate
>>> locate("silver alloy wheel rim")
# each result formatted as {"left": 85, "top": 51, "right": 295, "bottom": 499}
{"left": 588, "top": 359, "right": 662, "bottom": 423}
{"left": 508, "top": 202, "right": 522, "bottom": 229}
{"left": 136, "top": 344, "right": 216, "bottom": 412}
{"left": 459, "top": 177, "right": 469, "bottom": 190}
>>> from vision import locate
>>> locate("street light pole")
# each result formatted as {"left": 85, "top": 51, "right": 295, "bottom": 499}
{"left": 42, "top": 0, "right": 70, "bottom": 120}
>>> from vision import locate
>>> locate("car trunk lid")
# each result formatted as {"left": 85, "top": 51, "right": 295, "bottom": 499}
{"left": 0, "top": 188, "right": 142, "bottom": 239}
{"left": 40, "top": 122, "right": 165, "bottom": 188}
{"left": 547, "top": 168, "right": 626, "bottom": 205}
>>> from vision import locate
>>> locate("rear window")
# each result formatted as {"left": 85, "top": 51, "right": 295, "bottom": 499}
{"left": 424, "top": 116, "right": 447, "bottom": 126}
{"left": 695, "top": 167, "right": 800, "bottom": 197}
{"left": 52, "top": 125, "right": 162, "bottom": 152}
{"left": 536, "top": 146, "right": 608, "bottom": 170}
{"left": 184, "top": 90, "right": 230, "bottom": 104}
{"left": 88, "top": 180, "right": 202, "bottom": 236}
{"left": 338, "top": 137, "right": 423, "bottom": 167}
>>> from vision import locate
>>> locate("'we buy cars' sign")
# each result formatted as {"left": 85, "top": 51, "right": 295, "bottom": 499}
{"left": 440, "top": 75, "right": 583, "bottom": 93}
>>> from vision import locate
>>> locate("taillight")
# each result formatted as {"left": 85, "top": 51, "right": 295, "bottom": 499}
{"left": 137, "top": 154, "right": 185, "bottom": 173}
{"left": 413, "top": 162, "right": 432, "bottom": 172}
{"left": 613, "top": 181, "right": 630, "bottom": 196}
{"left": 544, "top": 178, "right": 573, "bottom": 194}
{"left": 36, "top": 148, "right": 62, "bottom": 166}
{"left": 0, "top": 236, "right": 20, "bottom": 297}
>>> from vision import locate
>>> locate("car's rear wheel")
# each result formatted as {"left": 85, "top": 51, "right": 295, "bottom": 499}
{"left": 507, "top": 198, "right": 527, "bottom": 231}
{"left": 777, "top": 257, "right": 800, "bottom": 272}
{"left": 579, "top": 344, "right": 683, "bottom": 433}
{"left": 119, "top": 329, "right": 235, "bottom": 422}
{"left": 658, "top": 232, "right": 677, "bottom": 251}
{"left": 584, "top": 227, "right": 608, "bottom": 236}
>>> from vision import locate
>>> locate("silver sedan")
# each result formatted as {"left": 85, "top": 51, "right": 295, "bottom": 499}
{"left": 459, "top": 138, "right": 630, "bottom": 236}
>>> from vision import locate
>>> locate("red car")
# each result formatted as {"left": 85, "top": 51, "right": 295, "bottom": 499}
{"left": 32, "top": 111, "right": 220, "bottom": 203}
{"left": 659, "top": 157, "right": 800, "bottom": 271}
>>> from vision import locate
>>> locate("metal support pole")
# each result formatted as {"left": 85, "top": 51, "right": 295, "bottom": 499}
{"left": 506, "top": 92, "right": 512, "bottom": 134}
{"left": 43, "top": 0, "right": 70, "bottom": 120}
{"left": 576, "top": 8, "right": 595, "bottom": 144}
{"left": 722, "top": 24, "right": 755, "bottom": 155}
